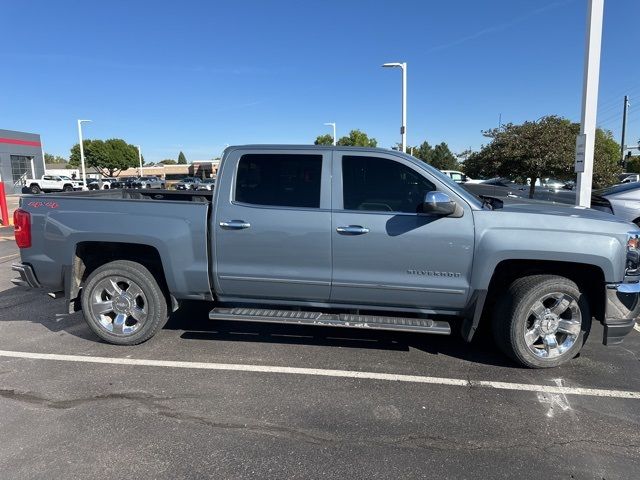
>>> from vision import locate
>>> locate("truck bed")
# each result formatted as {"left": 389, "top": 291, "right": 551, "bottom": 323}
{"left": 17, "top": 188, "right": 214, "bottom": 302}
{"left": 30, "top": 188, "right": 214, "bottom": 203}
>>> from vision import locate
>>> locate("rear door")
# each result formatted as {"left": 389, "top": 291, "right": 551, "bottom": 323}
{"left": 42, "top": 175, "right": 59, "bottom": 190}
{"left": 330, "top": 152, "right": 475, "bottom": 312}
{"left": 213, "top": 148, "right": 332, "bottom": 302}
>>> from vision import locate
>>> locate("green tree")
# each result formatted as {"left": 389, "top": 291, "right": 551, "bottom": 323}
{"left": 464, "top": 116, "right": 622, "bottom": 197}
{"left": 627, "top": 155, "right": 640, "bottom": 174}
{"left": 314, "top": 134, "right": 334, "bottom": 145}
{"left": 593, "top": 129, "right": 623, "bottom": 188}
{"left": 430, "top": 143, "right": 458, "bottom": 170}
{"left": 410, "top": 141, "right": 458, "bottom": 170}
{"left": 336, "top": 129, "right": 377, "bottom": 147}
{"left": 159, "top": 159, "right": 177, "bottom": 165}
{"left": 412, "top": 141, "right": 433, "bottom": 163}
{"left": 44, "top": 153, "right": 68, "bottom": 165}
{"left": 69, "top": 138, "right": 140, "bottom": 177}
{"left": 178, "top": 151, "right": 187, "bottom": 164}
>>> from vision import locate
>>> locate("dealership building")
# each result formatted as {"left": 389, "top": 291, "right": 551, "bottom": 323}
{"left": 0, "top": 129, "right": 45, "bottom": 193}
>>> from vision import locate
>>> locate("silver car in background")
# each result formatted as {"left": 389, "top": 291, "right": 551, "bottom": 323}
{"left": 592, "top": 183, "right": 640, "bottom": 226}
{"left": 175, "top": 177, "right": 202, "bottom": 190}
{"left": 196, "top": 178, "right": 216, "bottom": 191}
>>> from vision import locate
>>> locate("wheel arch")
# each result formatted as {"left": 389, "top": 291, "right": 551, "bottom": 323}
{"left": 463, "top": 259, "right": 605, "bottom": 341}
{"left": 69, "top": 241, "right": 174, "bottom": 313}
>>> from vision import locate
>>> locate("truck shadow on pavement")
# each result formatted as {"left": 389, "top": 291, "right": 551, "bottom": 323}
{"left": 0, "top": 287, "right": 517, "bottom": 368}
{"left": 167, "top": 301, "right": 517, "bottom": 368}
{"left": 0, "top": 286, "right": 98, "bottom": 341}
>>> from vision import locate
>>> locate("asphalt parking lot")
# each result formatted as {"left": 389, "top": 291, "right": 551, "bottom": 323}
{"left": 1, "top": 233, "right": 639, "bottom": 479}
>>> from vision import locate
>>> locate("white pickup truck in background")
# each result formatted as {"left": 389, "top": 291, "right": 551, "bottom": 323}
{"left": 24, "top": 174, "right": 83, "bottom": 193}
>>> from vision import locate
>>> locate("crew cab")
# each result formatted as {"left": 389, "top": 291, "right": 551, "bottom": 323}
{"left": 24, "top": 175, "right": 81, "bottom": 194}
{"left": 11, "top": 145, "right": 640, "bottom": 368}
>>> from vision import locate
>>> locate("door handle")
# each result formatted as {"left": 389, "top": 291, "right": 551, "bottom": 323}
{"left": 220, "top": 220, "right": 251, "bottom": 230}
{"left": 336, "top": 225, "right": 369, "bottom": 235}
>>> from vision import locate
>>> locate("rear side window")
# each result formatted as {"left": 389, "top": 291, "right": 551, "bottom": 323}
{"left": 342, "top": 155, "right": 435, "bottom": 213}
{"left": 235, "top": 154, "right": 322, "bottom": 208}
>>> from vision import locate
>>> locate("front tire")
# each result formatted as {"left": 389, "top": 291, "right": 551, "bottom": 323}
{"left": 492, "top": 275, "right": 591, "bottom": 368}
{"left": 81, "top": 260, "right": 168, "bottom": 345}
{"left": 63, "top": 184, "right": 73, "bottom": 192}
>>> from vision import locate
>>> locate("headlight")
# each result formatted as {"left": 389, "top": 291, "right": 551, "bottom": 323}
{"left": 626, "top": 232, "right": 640, "bottom": 275}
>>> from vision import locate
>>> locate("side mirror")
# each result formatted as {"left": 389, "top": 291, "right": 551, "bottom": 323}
{"left": 421, "top": 191, "right": 456, "bottom": 216}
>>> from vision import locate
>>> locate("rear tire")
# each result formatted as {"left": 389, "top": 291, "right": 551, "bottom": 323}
{"left": 492, "top": 274, "right": 591, "bottom": 368}
{"left": 30, "top": 184, "right": 41, "bottom": 194}
{"left": 81, "top": 260, "right": 169, "bottom": 345}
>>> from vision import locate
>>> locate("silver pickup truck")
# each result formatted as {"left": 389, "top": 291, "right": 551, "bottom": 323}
{"left": 11, "top": 145, "right": 640, "bottom": 368}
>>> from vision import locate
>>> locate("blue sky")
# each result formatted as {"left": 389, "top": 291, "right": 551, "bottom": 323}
{"left": 1, "top": 0, "right": 639, "bottom": 162}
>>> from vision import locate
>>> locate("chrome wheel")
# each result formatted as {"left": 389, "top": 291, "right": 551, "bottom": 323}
{"left": 524, "top": 292, "right": 582, "bottom": 359}
{"left": 89, "top": 276, "right": 148, "bottom": 336}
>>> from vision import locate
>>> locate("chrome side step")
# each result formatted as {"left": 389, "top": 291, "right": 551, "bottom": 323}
{"left": 209, "top": 307, "right": 451, "bottom": 335}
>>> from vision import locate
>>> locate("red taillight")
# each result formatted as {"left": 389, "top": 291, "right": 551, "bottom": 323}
{"left": 14, "top": 209, "right": 31, "bottom": 248}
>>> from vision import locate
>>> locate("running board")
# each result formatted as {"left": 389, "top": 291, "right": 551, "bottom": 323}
{"left": 209, "top": 307, "right": 451, "bottom": 335}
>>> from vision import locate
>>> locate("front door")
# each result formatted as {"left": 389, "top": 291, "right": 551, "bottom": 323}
{"left": 214, "top": 148, "right": 332, "bottom": 302}
{"left": 330, "top": 152, "right": 475, "bottom": 312}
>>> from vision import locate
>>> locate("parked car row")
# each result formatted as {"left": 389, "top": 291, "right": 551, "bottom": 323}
{"left": 26, "top": 174, "right": 217, "bottom": 193}
{"left": 457, "top": 174, "right": 640, "bottom": 227}
{"left": 87, "top": 176, "right": 216, "bottom": 190}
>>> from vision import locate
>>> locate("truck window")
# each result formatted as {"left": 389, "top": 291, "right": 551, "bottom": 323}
{"left": 235, "top": 154, "right": 322, "bottom": 208}
{"left": 342, "top": 155, "right": 435, "bottom": 213}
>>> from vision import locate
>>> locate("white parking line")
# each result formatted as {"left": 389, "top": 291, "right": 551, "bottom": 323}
{"left": 0, "top": 349, "right": 639, "bottom": 400}
{"left": 634, "top": 323, "right": 640, "bottom": 333}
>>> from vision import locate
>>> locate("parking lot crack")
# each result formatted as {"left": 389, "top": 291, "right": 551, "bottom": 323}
{"left": 542, "top": 438, "right": 639, "bottom": 453}
{"left": 0, "top": 387, "right": 334, "bottom": 445}
{"left": 0, "top": 388, "right": 179, "bottom": 410}
{"left": 152, "top": 406, "right": 335, "bottom": 445}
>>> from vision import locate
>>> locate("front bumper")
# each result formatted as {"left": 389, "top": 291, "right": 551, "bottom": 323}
{"left": 11, "top": 263, "right": 42, "bottom": 288}
{"left": 604, "top": 282, "right": 640, "bottom": 345}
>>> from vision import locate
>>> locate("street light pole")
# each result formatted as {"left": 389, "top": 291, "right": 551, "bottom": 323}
{"left": 382, "top": 62, "right": 407, "bottom": 153}
{"left": 135, "top": 145, "right": 143, "bottom": 176}
{"left": 575, "top": 0, "right": 604, "bottom": 208}
{"left": 77, "top": 119, "right": 92, "bottom": 190}
{"left": 324, "top": 122, "right": 336, "bottom": 146}
{"left": 620, "top": 95, "right": 629, "bottom": 165}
